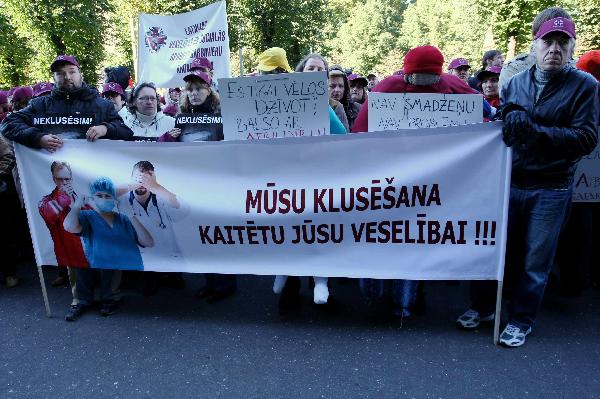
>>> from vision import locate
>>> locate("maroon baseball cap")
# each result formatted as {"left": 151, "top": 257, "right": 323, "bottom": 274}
{"left": 102, "top": 82, "right": 125, "bottom": 97}
{"left": 448, "top": 58, "right": 470, "bottom": 70}
{"left": 32, "top": 82, "right": 53, "bottom": 97}
{"left": 162, "top": 103, "right": 178, "bottom": 117}
{"left": 50, "top": 55, "right": 81, "bottom": 72}
{"left": 534, "top": 17, "right": 576, "bottom": 39}
{"left": 12, "top": 86, "right": 34, "bottom": 103}
{"left": 476, "top": 66, "right": 502, "bottom": 81}
{"left": 348, "top": 74, "right": 368, "bottom": 87}
{"left": 190, "top": 57, "right": 213, "bottom": 71}
{"left": 183, "top": 70, "right": 212, "bottom": 86}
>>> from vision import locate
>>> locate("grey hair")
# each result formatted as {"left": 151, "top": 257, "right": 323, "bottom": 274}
{"left": 295, "top": 53, "right": 329, "bottom": 72}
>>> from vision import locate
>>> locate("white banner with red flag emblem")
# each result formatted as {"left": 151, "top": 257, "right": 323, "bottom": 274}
{"left": 137, "top": 0, "right": 230, "bottom": 88}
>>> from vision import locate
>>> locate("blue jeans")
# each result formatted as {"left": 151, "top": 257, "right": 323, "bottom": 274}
{"left": 360, "top": 278, "right": 419, "bottom": 309}
{"left": 471, "top": 186, "right": 572, "bottom": 330}
{"left": 75, "top": 268, "right": 115, "bottom": 305}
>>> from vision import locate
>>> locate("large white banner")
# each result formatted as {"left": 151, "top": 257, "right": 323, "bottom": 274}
{"left": 573, "top": 145, "right": 600, "bottom": 202}
{"left": 219, "top": 72, "right": 330, "bottom": 141}
{"left": 137, "top": 1, "right": 230, "bottom": 88}
{"left": 368, "top": 93, "right": 483, "bottom": 132}
{"left": 15, "top": 123, "right": 511, "bottom": 280}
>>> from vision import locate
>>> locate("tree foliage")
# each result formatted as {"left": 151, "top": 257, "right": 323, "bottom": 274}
{"left": 0, "top": 6, "right": 32, "bottom": 86}
{"left": 0, "top": 0, "right": 598, "bottom": 88}
{"left": 1, "top": 0, "right": 109, "bottom": 85}
{"left": 327, "top": 0, "right": 406, "bottom": 75}
{"left": 398, "top": 0, "right": 492, "bottom": 70}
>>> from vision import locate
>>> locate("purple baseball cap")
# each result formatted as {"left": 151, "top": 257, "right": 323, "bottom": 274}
{"left": 476, "top": 66, "right": 502, "bottom": 81}
{"left": 32, "top": 82, "right": 53, "bottom": 97}
{"left": 102, "top": 82, "right": 125, "bottom": 97}
{"left": 534, "top": 17, "right": 576, "bottom": 39}
{"left": 12, "top": 86, "right": 34, "bottom": 103}
{"left": 7, "top": 87, "right": 17, "bottom": 97}
{"left": 348, "top": 74, "right": 368, "bottom": 87}
{"left": 162, "top": 103, "right": 178, "bottom": 117}
{"left": 183, "top": 70, "right": 212, "bottom": 86}
{"left": 50, "top": 55, "right": 81, "bottom": 72}
{"left": 0, "top": 91, "right": 7, "bottom": 105}
{"left": 190, "top": 57, "right": 213, "bottom": 71}
{"left": 448, "top": 58, "right": 470, "bottom": 70}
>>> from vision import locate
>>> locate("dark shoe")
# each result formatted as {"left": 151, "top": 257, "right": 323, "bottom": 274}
{"left": 100, "top": 302, "right": 117, "bottom": 317}
{"left": 205, "top": 289, "right": 235, "bottom": 304}
{"left": 65, "top": 304, "right": 87, "bottom": 322}
{"left": 195, "top": 286, "right": 213, "bottom": 299}
{"left": 165, "top": 273, "right": 186, "bottom": 290}
{"left": 278, "top": 276, "right": 301, "bottom": 314}
{"left": 5, "top": 276, "right": 19, "bottom": 288}
{"left": 143, "top": 276, "right": 159, "bottom": 296}
{"left": 50, "top": 276, "right": 68, "bottom": 287}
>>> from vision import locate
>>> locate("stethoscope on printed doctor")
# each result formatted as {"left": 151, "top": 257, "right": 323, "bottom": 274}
{"left": 128, "top": 191, "right": 166, "bottom": 229}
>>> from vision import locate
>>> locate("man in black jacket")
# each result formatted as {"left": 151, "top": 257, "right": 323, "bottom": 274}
{"left": 457, "top": 7, "right": 599, "bottom": 347}
{"left": 0, "top": 55, "right": 132, "bottom": 151}
{"left": 0, "top": 55, "right": 134, "bottom": 321}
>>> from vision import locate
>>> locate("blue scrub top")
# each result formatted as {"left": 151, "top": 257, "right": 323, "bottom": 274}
{"left": 78, "top": 210, "right": 144, "bottom": 270}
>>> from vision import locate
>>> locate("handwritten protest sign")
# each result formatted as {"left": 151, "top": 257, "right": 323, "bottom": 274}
{"left": 368, "top": 93, "right": 483, "bottom": 132}
{"left": 573, "top": 146, "right": 600, "bottom": 202}
{"left": 219, "top": 72, "right": 330, "bottom": 141}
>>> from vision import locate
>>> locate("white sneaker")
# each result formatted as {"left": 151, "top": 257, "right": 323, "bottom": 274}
{"left": 499, "top": 323, "right": 531, "bottom": 347}
{"left": 456, "top": 309, "right": 495, "bottom": 329}
{"left": 273, "top": 275, "right": 288, "bottom": 294}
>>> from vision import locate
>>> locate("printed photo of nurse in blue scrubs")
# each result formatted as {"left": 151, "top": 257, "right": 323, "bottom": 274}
{"left": 63, "top": 177, "right": 154, "bottom": 270}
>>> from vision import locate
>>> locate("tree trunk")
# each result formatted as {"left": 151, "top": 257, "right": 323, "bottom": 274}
{"left": 507, "top": 35, "right": 517, "bottom": 61}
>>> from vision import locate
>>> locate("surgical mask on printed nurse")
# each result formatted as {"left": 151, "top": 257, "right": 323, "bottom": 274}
{"left": 94, "top": 198, "right": 115, "bottom": 212}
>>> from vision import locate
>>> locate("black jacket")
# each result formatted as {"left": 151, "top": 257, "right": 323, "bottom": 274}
{"left": 0, "top": 83, "right": 133, "bottom": 148}
{"left": 501, "top": 65, "right": 599, "bottom": 188}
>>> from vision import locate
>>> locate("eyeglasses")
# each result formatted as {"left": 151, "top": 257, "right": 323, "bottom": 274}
{"left": 137, "top": 96, "right": 157, "bottom": 102}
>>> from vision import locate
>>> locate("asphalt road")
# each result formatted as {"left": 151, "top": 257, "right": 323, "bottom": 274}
{"left": 1, "top": 262, "right": 599, "bottom": 398}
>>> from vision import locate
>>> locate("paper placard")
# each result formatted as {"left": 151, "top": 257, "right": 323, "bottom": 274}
{"left": 368, "top": 93, "right": 483, "bottom": 132}
{"left": 219, "top": 72, "right": 330, "bottom": 140}
{"left": 573, "top": 146, "right": 600, "bottom": 202}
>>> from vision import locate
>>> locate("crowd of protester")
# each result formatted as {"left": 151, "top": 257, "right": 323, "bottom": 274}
{"left": 1, "top": 6, "right": 599, "bottom": 347}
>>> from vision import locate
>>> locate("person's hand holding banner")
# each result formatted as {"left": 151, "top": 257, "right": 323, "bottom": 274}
{"left": 167, "top": 128, "right": 181, "bottom": 139}
{"left": 86, "top": 125, "right": 108, "bottom": 141}
{"left": 502, "top": 110, "right": 532, "bottom": 147}
{"left": 39, "top": 134, "right": 63, "bottom": 152}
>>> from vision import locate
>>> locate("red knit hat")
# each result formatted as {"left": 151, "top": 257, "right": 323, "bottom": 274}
{"left": 576, "top": 50, "right": 600, "bottom": 82}
{"left": 403, "top": 45, "right": 444, "bottom": 75}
